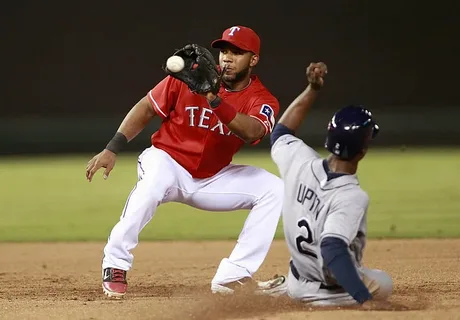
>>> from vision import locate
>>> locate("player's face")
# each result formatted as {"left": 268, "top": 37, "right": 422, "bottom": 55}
{"left": 219, "top": 45, "right": 259, "bottom": 83}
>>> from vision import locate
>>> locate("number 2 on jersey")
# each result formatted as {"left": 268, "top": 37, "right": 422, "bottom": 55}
{"left": 295, "top": 219, "right": 318, "bottom": 259}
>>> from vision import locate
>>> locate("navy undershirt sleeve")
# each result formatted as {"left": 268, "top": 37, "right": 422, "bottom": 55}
{"left": 270, "top": 123, "right": 295, "bottom": 146}
{"left": 321, "top": 237, "right": 372, "bottom": 304}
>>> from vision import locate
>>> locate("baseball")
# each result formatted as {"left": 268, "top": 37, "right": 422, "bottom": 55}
{"left": 166, "top": 55, "right": 184, "bottom": 73}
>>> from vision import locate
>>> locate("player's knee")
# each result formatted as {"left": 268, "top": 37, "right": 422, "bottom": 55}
{"left": 138, "top": 174, "right": 172, "bottom": 203}
{"left": 266, "top": 176, "right": 284, "bottom": 202}
{"left": 252, "top": 172, "right": 284, "bottom": 211}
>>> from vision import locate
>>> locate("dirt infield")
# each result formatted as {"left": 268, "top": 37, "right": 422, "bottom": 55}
{"left": 0, "top": 239, "right": 459, "bottom": 320}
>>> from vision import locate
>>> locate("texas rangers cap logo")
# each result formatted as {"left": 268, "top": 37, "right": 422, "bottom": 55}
{"left": 228, "top": 26, "right": 241, "bottom": 36}
{"left": 260, "top": 104, "right": 275, "bottom": 131}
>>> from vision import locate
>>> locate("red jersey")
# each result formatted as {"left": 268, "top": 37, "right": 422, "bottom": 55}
{"left": 147, "top": 75, "right": 279, "bottom": 178}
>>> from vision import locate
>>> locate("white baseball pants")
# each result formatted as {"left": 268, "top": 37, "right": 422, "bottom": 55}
{"left": 102, "top": 146, "right": 283, "bottom": 285}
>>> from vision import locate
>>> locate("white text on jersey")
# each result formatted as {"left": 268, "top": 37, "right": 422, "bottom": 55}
{"left": 185, "top": 106, "right": 232, "bottom": 136}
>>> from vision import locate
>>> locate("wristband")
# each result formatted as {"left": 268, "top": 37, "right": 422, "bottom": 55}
{"left": 309, "top": 82, "right": 321, "bottom": 91}
{"left": 209, "top": 96, "right": 222, "bottom": 108}
{"left": 209, "top": 98, "right": 238, "bottom": 125}
{"left": 106, "top": 132, "right": 128, "bottom": 154}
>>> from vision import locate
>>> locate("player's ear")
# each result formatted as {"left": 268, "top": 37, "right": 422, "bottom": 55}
{"left": 250, "top": 54, "right": 259, "bottom": 67}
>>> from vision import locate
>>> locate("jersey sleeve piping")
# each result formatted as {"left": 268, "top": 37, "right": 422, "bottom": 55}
{"left": 250, "top": 115, "right": 270, "bottom": 135}
{"left": 148, "top": 90, "right": 168, "bottom": 118}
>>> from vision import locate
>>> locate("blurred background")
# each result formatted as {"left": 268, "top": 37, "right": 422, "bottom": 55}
{"left": 2, "top": 1, "right": 459, "bottom": 154}
{"left": 1, "top": 1, "right": 459, "bottom": 241}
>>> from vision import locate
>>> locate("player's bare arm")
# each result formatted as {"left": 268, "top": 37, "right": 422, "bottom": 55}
{"left": 278, "top": 62, "right": 327, "bottom": 132}
{"left": 115, "top": 96, "right": 157, "bottom": 142}
{"left": 225, "top": 112, "right": 265, "bottom": 143}
{"left": 205, "top": 92, "right": 265, "bottom": 143}
{"left": 86, "top": 96, "right": 157, "bottom": 182}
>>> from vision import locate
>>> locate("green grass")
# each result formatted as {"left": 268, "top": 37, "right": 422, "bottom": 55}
{"left": 1, "top": 147, "right": 459, "bottom": 242}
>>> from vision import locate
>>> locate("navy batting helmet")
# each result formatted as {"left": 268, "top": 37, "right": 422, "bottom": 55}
{"left": 325, "top": 105, "right": 379, "bottom": 160}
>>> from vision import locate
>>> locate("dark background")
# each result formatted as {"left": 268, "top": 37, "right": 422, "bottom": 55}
{"left": 2, "top": 1, "right": 459, "bottom": 154}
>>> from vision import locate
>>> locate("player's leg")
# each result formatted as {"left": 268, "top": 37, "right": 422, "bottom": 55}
{"left": 286, "top": 264, "right": 393, "bottom": 306}
{"left": 101, "top": 146, "right": 179, "bottom": 298}
{"left": 286, "top": 266, "right": 356, "bottom": 306}
{"left": 185, "top": 164, "right": 284, "bottom": 292}
{"left": 302, "top": 267, "right": 393, "bottom": 306}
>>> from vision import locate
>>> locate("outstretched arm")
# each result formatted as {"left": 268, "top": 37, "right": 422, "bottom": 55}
{"left": 278, "top": 62, "right": 327, "bottom": 133}
{"left": 270, "top": 62, "right": 327, "bottom": 147}
{"left": 224, "top": 112, "right": 265, "bottom": 143}
{"left": 114, "top": 96, "right": 157, "bottom": 143}
{"left": 85, "top": 96, "right": 156, "bottom": 182}
{"left": 204, "top": 92, "right": 266, "bottom": 143}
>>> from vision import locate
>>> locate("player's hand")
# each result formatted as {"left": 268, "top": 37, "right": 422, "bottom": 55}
{"left": 164, "top": 44, "right": 223, "bottom": 95}
{"left": 362, "top": 273, "right": 381, "bottom": 297}
{"left": 200, "top": 65, "right": 228, "bottom": 99}
{"left": 306, "top": 62, "right": 327, "bottom": 90}
{"left": 86, "top": 149, "right": 117, "bottom": 182}
{"left": 203, "top": 92, "right": 217, "bottom": 101}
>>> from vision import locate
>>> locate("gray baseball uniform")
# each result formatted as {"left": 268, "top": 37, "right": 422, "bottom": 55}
{"left": 271, "top": 133, "right": 392, "bottom": 306}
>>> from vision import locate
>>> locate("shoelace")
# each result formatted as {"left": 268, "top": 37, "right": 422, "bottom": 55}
{"left": 111, "top": 269, "right": 126, "bottom": 282}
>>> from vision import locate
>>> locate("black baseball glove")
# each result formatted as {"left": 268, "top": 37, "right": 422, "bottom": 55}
{"left": 163, "top": 44, "right": 223, "bottom": 95}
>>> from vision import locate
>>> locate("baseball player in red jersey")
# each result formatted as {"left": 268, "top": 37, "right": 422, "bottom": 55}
{"left": 86, "top": 25, "right": 285, "bottom": 298}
